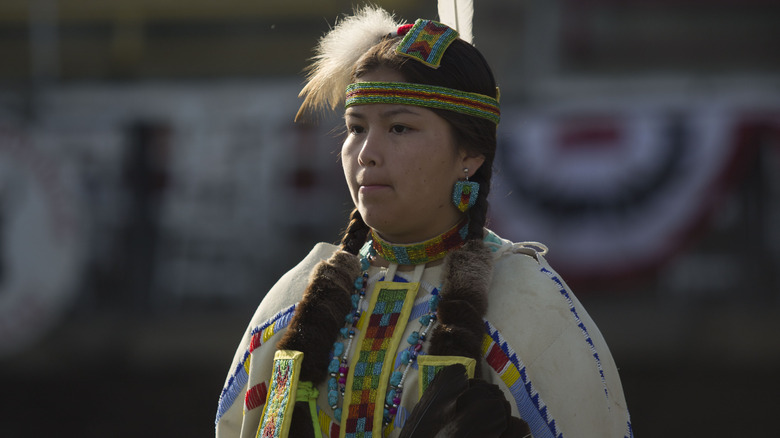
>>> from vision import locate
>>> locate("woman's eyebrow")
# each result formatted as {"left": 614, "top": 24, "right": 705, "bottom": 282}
{"left": 345, "top": 107, "right": 421, "bottom": 121}
{"left": 379, "top": 107, "right": 420, "bottom": 119}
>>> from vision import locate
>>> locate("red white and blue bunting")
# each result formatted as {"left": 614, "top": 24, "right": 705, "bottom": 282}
{"left": 490, "top": 97, "right": 779, "bottom": 287}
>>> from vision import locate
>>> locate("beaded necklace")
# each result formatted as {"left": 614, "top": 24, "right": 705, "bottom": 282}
{"left": 327, "top": 221, "right": 468, "bottom": 432}
{"left": 371, "top": 218, "right": 468, "bottom": 266}
{"left": 382, "top": 287, "right": 439, "bottom": 427}
{"left": 326, "top": 243, "right": 442, "bottom": 429}
{"left": 326, "top": 246, "right": 373, "bottom": 421}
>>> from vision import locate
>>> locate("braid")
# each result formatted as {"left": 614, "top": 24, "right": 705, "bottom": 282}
{"left": 428, "top": 239, "right": 492, "bottom": 377}
{"left": 340, "top": 208, "right": 370, "bottom": 255}
{"left": 466, "top": 165, "right": 492, "bottom": 241}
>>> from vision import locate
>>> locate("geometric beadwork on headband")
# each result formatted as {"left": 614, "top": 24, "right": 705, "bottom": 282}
{"left": 396, "top": 19, "right": 459, "bottom": 68}
{"left": 346, "top": 81, "right": 500, "bottom": 124}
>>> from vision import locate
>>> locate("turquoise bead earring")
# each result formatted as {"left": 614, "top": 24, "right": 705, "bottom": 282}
{"left": 452, "top": 168, "right": 479, "bottom": 212}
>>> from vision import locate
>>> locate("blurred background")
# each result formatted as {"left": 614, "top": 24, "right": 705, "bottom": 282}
{"left": 1, "top": 0, "right": 779, "bottom": 436}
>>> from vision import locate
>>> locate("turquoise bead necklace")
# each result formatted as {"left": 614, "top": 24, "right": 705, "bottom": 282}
{"left": 325, "top": 240, "right": 442, "bottom": 428}
{"left": 326, "top": 245, "right": 373, "bottom": 420}
{"left": 382, "top": 287, "right": 439, "bottom": 426}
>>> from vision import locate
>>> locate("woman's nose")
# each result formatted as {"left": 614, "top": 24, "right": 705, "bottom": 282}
{"left": 357, "top": 131, "right": 381, "bottom": 167}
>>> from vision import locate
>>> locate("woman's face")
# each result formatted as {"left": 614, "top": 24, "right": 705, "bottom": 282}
{"left": 342, "top": 68, "right": 484, "bottom": 244}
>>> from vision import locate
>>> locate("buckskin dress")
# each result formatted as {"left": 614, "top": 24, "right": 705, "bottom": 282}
{"left": 215, "top": 230, "right": 633, "bottom": 438}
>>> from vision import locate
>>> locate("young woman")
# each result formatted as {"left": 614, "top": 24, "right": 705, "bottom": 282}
{"left": 216, "top": 7, "right": 632, "bottom": 438}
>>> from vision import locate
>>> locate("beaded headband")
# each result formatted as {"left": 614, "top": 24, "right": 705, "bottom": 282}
{"left": 297, "top": 7, "right": 499, "bottom": 126}
{"left": 395, "top": 19, "right": 459, "bottom": 68}
{"left": 346, "top": 82, "right": 501, "bottom": 124}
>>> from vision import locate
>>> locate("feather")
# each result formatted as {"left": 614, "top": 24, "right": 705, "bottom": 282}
{"left": 447, "top": 379, "right": 531, "bottom": 438}
{"left": 296, "top": 6, "right": 404, "bottom": 122}
{"left": 398, "top": 364, "right": 469, "bottom": 438}
{"left": 400, "top": 364, "right": 532, "bottom": 438}
{"left": 437, "top": 0, "right": 474, "bottom": 44}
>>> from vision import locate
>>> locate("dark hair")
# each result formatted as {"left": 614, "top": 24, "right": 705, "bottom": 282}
{"left": 340, "top": 36, "right": 499, "bottom": 253}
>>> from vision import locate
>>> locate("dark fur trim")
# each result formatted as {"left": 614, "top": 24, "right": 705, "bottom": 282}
{"left": 429, "top": 239, "right": 493, "bottom": 377}
{"left": 276, "top": 250, "right": 361, "bottom": 383}
{"left": 439, "top": 239, "right": 491, "bottom": 316}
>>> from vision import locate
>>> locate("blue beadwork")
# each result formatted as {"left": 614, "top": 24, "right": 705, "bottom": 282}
{"left": 328, "top": 389, "right": 339, "bottom": 406}
{"left": 390, "top": 371, "right": 403, "bottom": 387}
{"left": 386, "top": 389, "right": 397, "bottom": 405}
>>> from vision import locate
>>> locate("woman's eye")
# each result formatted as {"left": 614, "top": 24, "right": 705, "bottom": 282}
{"left": 390, "top": 125, "right": 408, "bottom": 134}
{"left": 348, "top": 125, "right": 365, "bottom": 134}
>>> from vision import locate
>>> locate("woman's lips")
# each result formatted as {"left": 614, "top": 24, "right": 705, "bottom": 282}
{"left": 359, "top": 184, "right": 391, "bottom": 194}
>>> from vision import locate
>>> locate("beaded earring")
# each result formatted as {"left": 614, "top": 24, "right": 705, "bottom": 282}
{"left": 452, "top": 168, "right": 480, "bottom": 212}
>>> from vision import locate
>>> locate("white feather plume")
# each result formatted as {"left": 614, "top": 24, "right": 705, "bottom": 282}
{"left": 437, "top": 0, "right": 474, "bottom": 44}
{"left": 296, "top": 6, "right": 404, "bottom": 121}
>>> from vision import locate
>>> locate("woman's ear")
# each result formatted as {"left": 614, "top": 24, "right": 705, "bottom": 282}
{"left": 461, "top": 153, "right": 486, "bottom": 178}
